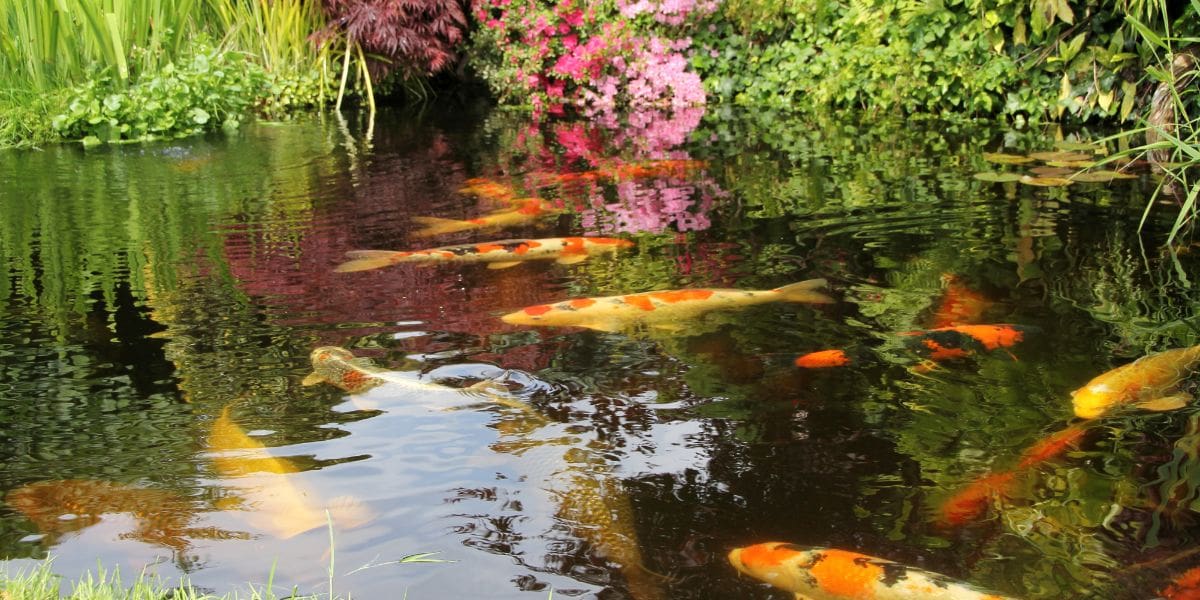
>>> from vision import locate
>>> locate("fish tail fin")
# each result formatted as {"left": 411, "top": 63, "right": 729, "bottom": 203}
{"left": 411, "top": 216, "right": 470, "bottom": 237}
{"left": 334, "top": 251, "right": 408, "bottom": 273}
{"left": 773, "top": 278, "right": 835, "bottom": 304}
{"left": 325, "top": 495, "right": 375, "bottom": 531}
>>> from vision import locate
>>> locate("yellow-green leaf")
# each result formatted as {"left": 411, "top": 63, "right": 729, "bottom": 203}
{"left": 1120, "top": 80, "right": 1137, "bottom": 121}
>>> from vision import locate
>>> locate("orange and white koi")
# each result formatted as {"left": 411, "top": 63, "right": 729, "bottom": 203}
{"left": 208, "top": 406, "right": 372, "bottom": 539}
{"left": 334, "top": 237, "right": 634, "bottom": 272}
{"left": 411, "top": 198, "right": 561, "bottom": 238}
{"left": 5, "top": 479, "right": 247, "bottom": 552}
{"left": 929, "top": 274, "right": 990, "bottom": 329}
{"left": 1071, "top": 344, "right": 1200, "bottom": 419}
{"left": 728, "top": 542, "right": 1016, "bottom": 600}
{"left": 500, "top": 279, "right": 833, "bottom": 333}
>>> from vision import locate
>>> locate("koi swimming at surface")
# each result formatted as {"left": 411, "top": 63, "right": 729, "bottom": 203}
{"left": 500, "top": 279, "right": 834, "bottom": 333}
{"left": 333, "top": 237, "right": 633, "bottom": 272}
{"left": 728, "top": 542, "right": 1017, "bottom": 600}
{"left": 410, "top": 198, "right": 561, "bottom": 237}
{"left": 1071, "top": 344, "right": 1200, "bottom": 419}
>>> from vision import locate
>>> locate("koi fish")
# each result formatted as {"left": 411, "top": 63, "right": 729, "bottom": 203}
{"left": 938, "top": 424, "right": 1087, "bottom": 528}
{"left": 5, "top": 479, "right": 248, "bottom": 553}
{"left": 929, "top": 274, "right": 990, "bottom": 328}
{"left": 901, "top": 324, "right": 1030, "bottom": 364}
{"left": 500, "top": 279, "right": 833, "bottom": 333}
{"left": 1071, "top": 344, "right": 1200, "bottom": 420}
{"left": 302, "top": 346, "right": 545, "bottom": 418}
{"left": 208, "top": 406, "right": 372, "bottom": 539}
{"left": 333, "top": 237, "right": 633, "bottom": 272}
{"left": 459, "top": 178, "right": 517, "bottom": 202}
{"left": 936, "top": 471, "right": 1017, "bottom": 528}
{"left": 728, "top": 542, "right": 1016, "bottom": 600}
{"left": 795, "top": 349, "right": 854, "bottom": 368}
{"left": 411, "top": 198, "right": 561, "bottom": 238}
{"left": 1162, "top": 565, "right": 1200, "bottom": 600}
{"left": 606, "top": 159, "right": 707, "bottom": 180}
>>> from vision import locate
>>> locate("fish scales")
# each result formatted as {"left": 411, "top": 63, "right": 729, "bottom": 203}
{"left": 1072, "top": 344, "right": 1200, "bottom": 419}
{"left": 728, "top": 542, "right": 1017, "bottom": 600}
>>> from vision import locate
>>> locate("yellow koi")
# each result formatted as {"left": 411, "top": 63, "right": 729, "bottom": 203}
{"left": 500, "top": 279, "right": 833, "bottom": 332}
{"left": 334, "top": 237, "right": 633, "bottom": 272}
{"left": 1071, "top": 344, "right": 1200, "bottom": 419}
{"left": 208, "top": 406, "right": 372, "bottom": 539}
{"left": 728, "top": 542, "right": 1016, "bottom": 600}
{"left": 411, "top": 199, "right": 561, "bottom": 238}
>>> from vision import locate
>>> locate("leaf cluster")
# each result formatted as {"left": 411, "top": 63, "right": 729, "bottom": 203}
{"left": 321, "top": 0, "right": 469, "bottom": 78}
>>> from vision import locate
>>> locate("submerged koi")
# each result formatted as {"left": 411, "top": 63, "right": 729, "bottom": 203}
{"left": 1071, "top": 344, "right": 1200, "bottom": 420}
{"left": 901, "top": 324, "right": 1030, "bottom": 364}
{"left": 303, "top": 346, "right": 545, "bottom": 418}
{"left": 459, "top": 178, "right": 517, "bottom": 202}
{"left": 1163, "top": 565, "right": 1200, "bottom": 600}
{"left": 334, "top": 237, "right": 633, "bottom": 272}
{"left": 929, "top": 274, "right": 990, "bottom": 329}
{"left": 728, "top": 542, "right": 1016, "bottom": 600}
{"left": 5, "top": 479, "right": 247, "bottom": 553}
{"left": 501, "top": 279, "right": 834, "bottom": 333}
{"left": 208, "top": 406, "right": 372, "bottom": 539}
{"left": 795, "top": 349, "right": 854, "bottom": 368}
{"left": 411, "top": 198, "right": 561, "bottom": 237}
{"left": 1015, "top": 424, "right": 1087, "bottom": 469}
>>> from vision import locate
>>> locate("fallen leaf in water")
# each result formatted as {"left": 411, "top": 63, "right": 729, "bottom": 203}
{"left": 1019, "top": 175, "right": 1074, "bottom": 187}
{"left": 983, "top": 152, "right": 1035, "bottom": 165}
{"left": 1044, "top": 159, "right": 1096, "bottom": 168}
{"left": 973, "top": 172, "right": 1023, "bottom": 182}
{"left": 1030, "top": 151, "right": 1092, "bottom": 162}
{"left": 1031, "top": 166, "right": 1074, "bottom": 177}
{"left": 1069, "top": 170, "right": 1139, "bottom": 182}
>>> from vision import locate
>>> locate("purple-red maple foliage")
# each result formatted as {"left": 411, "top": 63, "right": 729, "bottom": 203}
{"left": 322, "top": 0, "right": 469, "bottom": 77}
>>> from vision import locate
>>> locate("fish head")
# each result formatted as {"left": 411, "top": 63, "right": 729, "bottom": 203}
{"left": 728, "top": 542, "right": 821, "bottom": 593}
{"left": 1071, "top": 383, "right": 1113, "bottom": 420}
{"left": 311, "top": 346, "right": 354, "bottom": 367}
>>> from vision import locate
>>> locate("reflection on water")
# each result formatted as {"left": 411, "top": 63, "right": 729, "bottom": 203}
{"left": 2, "top": 106, "right": 1200, "bottom": 599}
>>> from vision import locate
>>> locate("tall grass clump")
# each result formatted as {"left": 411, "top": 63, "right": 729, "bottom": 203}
{"left": 0, "top": 560, "right": 324, "bottom": 600}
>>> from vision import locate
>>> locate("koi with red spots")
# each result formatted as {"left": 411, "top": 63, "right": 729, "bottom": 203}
{"left": 334, "top": 237, "right": 634, "bottom": 272}
{"left": 411, "top": 198, "right": 562, "bottom": 237}
{"left": 500, "top": 279, "right": 834, "bottom": 333}
{"left": 728, "top": 542, "right": 1017, "bottom": 599}
{"left": 1071, "top": 344, "right": 1200, "bottom": 419}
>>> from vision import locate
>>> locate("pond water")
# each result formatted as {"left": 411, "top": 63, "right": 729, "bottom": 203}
{"left": 1, "top": 104, "right": 1199, "bottom": 600}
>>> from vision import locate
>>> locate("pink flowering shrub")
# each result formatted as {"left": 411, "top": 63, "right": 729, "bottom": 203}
{"left": 467, "top": 0, "right": 712, "bottom": 116}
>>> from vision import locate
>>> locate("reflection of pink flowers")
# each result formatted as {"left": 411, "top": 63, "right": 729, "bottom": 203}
{"left": 580, "top": 179, "right": 716, "bottom": 234}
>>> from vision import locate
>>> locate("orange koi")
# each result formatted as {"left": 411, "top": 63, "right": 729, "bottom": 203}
{"left": 1163, "top": 565, "right": 1200, "bottom": 600}
{"left": 929, "top": 274, "right": 990, "bottom": 328}
{"left": 334, "top": 237, "right": 633, "bottom": 272}
{"left": 411, "top": 199, "right": 562, "bottom": 238}
{"left": 607, "top": 159, "right": 707, "bottom": 180}
{"left": 1071, "top": 344, "right": 1200, "bottom": 420}
{"left": 901, "top": 324, "right": 1030, "bottom": 364}
{"left": 1015, "top": 424, "right": 1087, "bottom": 470}
{"left": 795, "top": 349, "right": 854, "bottom": 368}
{"left": 937, "top": 471, "right": 1017, "bottom": 528}
{"left": 5, "top": 479, "right": 247, "bottom": 552}
{"left": 459, "top": 178, "right": 517, "bottom": 202}
{"left": 728, "top": 542, "right": 1017, "bottom": 599}
{"left": 500, "top": 279, "right": 833, "bottom": 333}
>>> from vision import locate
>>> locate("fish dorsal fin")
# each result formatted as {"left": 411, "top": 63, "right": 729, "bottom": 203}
{"left": 326, "top": 495, "right": 375, "bottom": 530}
{"left": 301, "top": 373, "right": 325, "bottom": 386}
{"left": 1136, "top": 392, "right": 1193, "bottom": 413}
{"left": 487, "top": 261, "right": 524, "bottom": 269}
{"left": 555, "top": 254, "right": 589, "bottom": 265}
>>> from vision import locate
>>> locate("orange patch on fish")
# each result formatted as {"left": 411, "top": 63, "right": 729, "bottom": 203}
{"left": 523, "top": 304, "right": 554, "bottom": 316}
{"left": 562, "top": 237, "right": 587, "bottom": 254}
{"left": 795, "top": 349, "right": 851, "bottom": 368}
{"left": 515, "top": 199, "right": 548, "bottom": 215}
{"left": 944, "top": 325, "right": 1024, "bottom": 350}
{"left": 938, "top": 471, "right": 1016, "bottom": 527}
{"left": 738, "top": 542, "right": 795, "bottom": 568}
{"left": 569, "top": 298, "right": 597, "bottom": 309}
{"left": 476, "top": 243, "right": 505, "bottom": 253}
{"left": 467, "top": 218, "right": 488, "bottom": 225}
{"left": 1016, "top": 426, "right": 1087, "bottom": 469}
{"left": 809, "top": 549, "right": 883, "bottom": 598}
{"left": 341, "top": 370, "right": 369, "bottom": 390}
{"left": 623, "top": 295, "right": 657, "bottom": 311}
{"left": 922, "top": 339, "right": 971, "bottom": 361}
{"left": 649, "top": 289, "right": 715, "bottom": 303}
{"left": 1163, "top": 566, "right": 1200, "bottom": 600}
